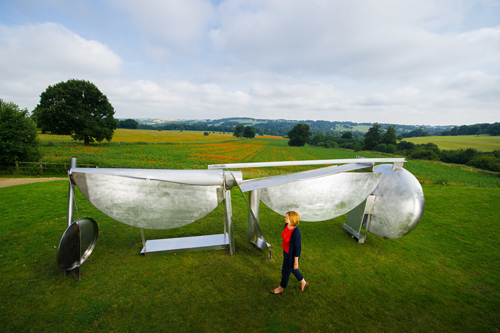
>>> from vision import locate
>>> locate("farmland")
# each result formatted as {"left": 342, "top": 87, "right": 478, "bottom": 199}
{"left": 1, "top": 134, "right": 499, "bottom": 332}
{"left": 39, "top": 128, "right": 241, "bottom": 144}
{"left": 404, "top": 134, "right": 500, "bottom": 152}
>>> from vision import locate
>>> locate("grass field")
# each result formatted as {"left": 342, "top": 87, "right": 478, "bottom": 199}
{"left": 39, "top": 128, "right": 241, "bottom": 144}
{"left": 404, "top": 135, "right": 500, "bottom": 152}
{"left": 1, "top": 134, "right": 500, "bottom": 332}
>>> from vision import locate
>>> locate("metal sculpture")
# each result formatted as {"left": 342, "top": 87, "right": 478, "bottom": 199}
{"left": 57, "top": 157, "right": 425, "bottom": 280}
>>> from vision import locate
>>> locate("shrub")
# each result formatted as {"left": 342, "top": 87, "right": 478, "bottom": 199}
{"left": 409, "top": 149, "right": 440, "bottom": 161}
{"left": 467, "top": 155, "right": 500, "bottom": 172}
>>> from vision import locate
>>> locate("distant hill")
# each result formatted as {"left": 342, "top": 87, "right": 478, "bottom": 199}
{"left": 120, "top": 117, "right": 455, "bottom": 137}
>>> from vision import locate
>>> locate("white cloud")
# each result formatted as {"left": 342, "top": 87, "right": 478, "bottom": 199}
{"left": 0, "top": 22, "right": 122, "bottom": 109}
{"left": 110, "top": 0, "right": 214, "bottom": 53}
{"left": 0, "top": 22, "right": 122, "bottom": 77}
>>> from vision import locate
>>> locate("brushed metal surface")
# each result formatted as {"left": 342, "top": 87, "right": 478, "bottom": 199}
{"left": 368, "top": 164, "right": 425, "bottom": 239}
{"left": 239, "top": 163, "right": 374, "bottom": 192}
{"left": 72, "top": 172, "right": 223, "bottom": 229}
{"left": 259, "top": 172, "right": 383, "bottom": 222}
{"left": 70, "top": 168, "right": 242, "bottom": 189}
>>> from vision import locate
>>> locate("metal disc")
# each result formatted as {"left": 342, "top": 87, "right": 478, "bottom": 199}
{"left": 57, "top": 217, "right": 98, "bottom": 270}
{"left": 368, "top": 164, "right": 425, "bottom": 239}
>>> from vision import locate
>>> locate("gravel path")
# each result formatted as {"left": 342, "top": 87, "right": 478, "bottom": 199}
{"left": 0, "top": 177, "right": 67, "bottom": 188}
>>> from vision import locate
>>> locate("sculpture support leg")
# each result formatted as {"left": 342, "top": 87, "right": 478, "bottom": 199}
{"left": 248, "top": 189, "right": 260, "bottom": 244}
{"left": 224, "top": 189, "right": 235, "bottom": 255}
{"left": 67, "top": 158, "right": 77, "bottom": 227}
{"left": 344, "top": 195, "right": 376, "bottom": 243}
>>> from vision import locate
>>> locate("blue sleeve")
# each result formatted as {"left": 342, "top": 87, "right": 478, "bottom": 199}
{"left": 292, "top": 228, "right": 301, "bottom": 258}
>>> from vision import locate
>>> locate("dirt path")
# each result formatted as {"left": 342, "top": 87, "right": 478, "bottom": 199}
{"left": 0, "top": 177, "right": 67, "bottom": 188}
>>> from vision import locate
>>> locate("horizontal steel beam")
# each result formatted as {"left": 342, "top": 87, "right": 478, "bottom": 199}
{"left": 208, "top": 158, "right": 405, "bottom": 169}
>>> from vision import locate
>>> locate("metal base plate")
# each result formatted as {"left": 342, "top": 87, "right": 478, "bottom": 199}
{"left": 140, "top": 234, "right": 230, "bottom": 255}
{"left": 251, "top": 237, "right": 272, "bottom": 250}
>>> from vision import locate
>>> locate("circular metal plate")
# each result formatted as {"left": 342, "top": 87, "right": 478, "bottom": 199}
{"left": 57, "top": 217, "right": 98, "bottom": 270}
{"left": 368, "top": 164, "right": 425, "bottom": 239}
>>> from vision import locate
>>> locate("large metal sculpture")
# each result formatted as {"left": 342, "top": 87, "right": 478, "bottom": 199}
{"left": 57, "top": 157, "right": 424, "bottom": 280}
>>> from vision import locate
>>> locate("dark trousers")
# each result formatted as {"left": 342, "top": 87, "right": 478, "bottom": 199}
{"left": 280, "top": 250, "right": 304, "bottom": 288}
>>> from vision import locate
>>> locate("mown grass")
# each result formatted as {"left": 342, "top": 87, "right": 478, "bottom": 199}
{"left": 2, "top": 135, "right": 500, "bottom": 331}
{"left": 404, "top": 135, "right": 500, "bottom": 152}
{"left": 1, "top": 180, "right": 499, "bottom": 332}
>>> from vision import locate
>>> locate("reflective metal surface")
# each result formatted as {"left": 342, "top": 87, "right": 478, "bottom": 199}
{"left": 259, "top": 172, "right": 383, "bottom": 221}
{"left": 367, "top": 164, "right": 425, "bottom": 239}
{"left": 72, "top": 172, "right": 224, "bottom": 229}
{"left": 239, "top": 163, "right": 374, "bottom": 192}
{"left": 57, "top": 217, "right": 98, "bottom": 271}
{"left": 70, "top": 168, "right": 242, "bottom": 189}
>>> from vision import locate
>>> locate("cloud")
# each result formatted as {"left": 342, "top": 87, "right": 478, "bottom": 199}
{"left": 110, "top": 0, "right": 214, "bottom": 52}
{"left": 209, "top": 0, "right": 497, "bottom": 80}
{"left": 0, "top": 22, "right": 122, "bottom": 77}
{"left": 0, "top": 22, "right": 122, "bottom": 109}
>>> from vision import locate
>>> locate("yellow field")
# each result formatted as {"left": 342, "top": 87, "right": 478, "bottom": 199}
{"left": 38, "top": 129, "right": 239, "bottom": 144}
{"left": 404, "top": 135, "right": 500, "bottom": 152}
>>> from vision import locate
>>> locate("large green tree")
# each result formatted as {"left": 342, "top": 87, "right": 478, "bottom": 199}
{"left": 288, "top": 123, "right": 311, "bottom": 147}
{"left": 363, "top": 123, "right": 382, "bottom": 150}
{"left": 381, "top": 125, "right": 397, "bottom": 145}
{"left": 233, "top": 124, "right": 245, "bottom": 138}
{"left": 0, "top": 99, "right": 41, "bottom": 162}
{"left": 33, "top": 79, "right": 116, "bottom": 144}
{"left": 243, "top": 126, "right": 256, "bottom": 138}
{"left": 118, "top": 118, "right": 139, "bottom": 129}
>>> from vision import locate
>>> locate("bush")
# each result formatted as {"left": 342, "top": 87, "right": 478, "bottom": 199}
{"left": 409, "top": 149, "right": 440, "bottom": 161}
{"left": 353, "top": 142, "right": 363, "bottom": 152}
{"left": 0, "top": 99, "right": 41, "bottom": 162}
{"left": 467, "top": 155, "right": 500, "bottom": 172}
{"left": 375, "top": 143, "right": 387, "bottom": 153}
{"left": 441, "top": 148, "right": 479, "bottom": 165}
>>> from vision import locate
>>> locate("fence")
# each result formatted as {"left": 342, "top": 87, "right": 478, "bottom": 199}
{"left": 0, "top": 162, "right": 96, "bottom": 176}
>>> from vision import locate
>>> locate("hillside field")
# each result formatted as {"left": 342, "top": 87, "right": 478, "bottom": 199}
{"left": 1, "top": 135, "right": 499, "bottom": 332}
{"left": 404, "top": 135, "right": 500, "bottom": 151}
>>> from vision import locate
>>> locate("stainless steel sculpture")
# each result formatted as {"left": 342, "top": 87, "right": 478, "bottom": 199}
{"left": 209, "top": 157, "right": 424, "bottom": 244}
{"left": 58, "top": 156, "right": 425, "bottom": 280}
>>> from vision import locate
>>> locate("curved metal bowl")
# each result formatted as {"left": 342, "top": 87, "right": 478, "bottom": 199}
{"left": 368, "top": 164, "right": 425, "bottom": 239}
{"left": 260, "top": 172, "right": 383, "bottom": 222}
{"left": 57, "top": 217, "right": 98, "bottom": 271}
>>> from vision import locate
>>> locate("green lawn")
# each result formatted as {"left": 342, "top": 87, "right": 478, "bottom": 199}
{"left": 1, "top": 138, "right": 499, "bottom": 331}
{"left": 404, "top": 135, "right": 500, "bottom": 152}
{"left": 0, "top": 181, "right": 499, "bottom": 332}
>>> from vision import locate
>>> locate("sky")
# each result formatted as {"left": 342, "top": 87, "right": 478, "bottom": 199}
{"left": 1, "top": 0, "right": 499, "bottom": 126}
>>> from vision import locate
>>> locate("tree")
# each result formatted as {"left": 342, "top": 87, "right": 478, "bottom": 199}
{"left": 487, "top": 123, "right": 500, "bottom": 136}
{"left": 33, "top": 79, "right": 116, "bottom": 144}
{"left": 381, "top": 125, "right": 397, "bottom": 145}
{"left": 363, "top": 123, "right": 382, "bottom": 150}
{"left": 450, "top": 127, "right": 458, "bottom": 136}
{"left": 288, "top": 123, "right": 311, "bottom": 147}
{"left": 341, "top": 131, "right": 353, "bottom": 140}
{"left": 233, "top": 124, "right": 244, "bottom": 138}
{"left": 204, "top": 132, "right": 209, "bottom": 136}
{"left": 243, "top": 126, "right": 256, "bottom": 138}
{"left": 118, "top": 119, "right": 139, "bottom": 129}
{"left": 0, "top": 99, "right": 41, "bottom": 162}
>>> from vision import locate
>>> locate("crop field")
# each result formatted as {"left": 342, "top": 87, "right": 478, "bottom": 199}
{"left": 1, "top": 135, "right": 499, "bottom": 332}
{"left": 404, "top": 135, "right": 500, "bottom": 152}
{"left": 37, "top": 137, "right": 500, "bottom": 187}
{"left": 39, "top": 128, "right": 240, "bottom": 144}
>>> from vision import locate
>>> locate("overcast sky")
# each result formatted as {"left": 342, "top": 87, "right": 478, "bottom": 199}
{"left": 1, "top": 0, "right": 499, "bottom": 126}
